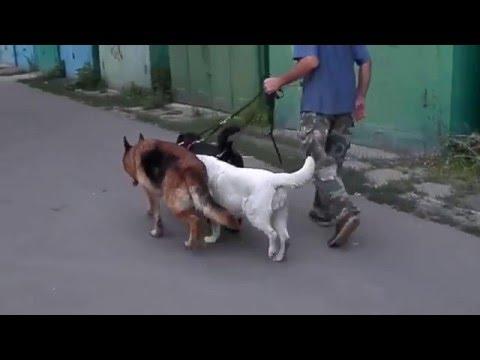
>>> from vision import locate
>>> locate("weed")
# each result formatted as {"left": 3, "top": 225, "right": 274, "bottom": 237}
{"left": 74, "top": 64, "right": 106, "bottom": 91}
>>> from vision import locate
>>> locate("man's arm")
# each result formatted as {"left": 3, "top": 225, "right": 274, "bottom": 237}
{"left": 264, "top": 56, "right": 319, "bottom": 94}
{"left": 356, "top": 60, "right": 372, "bottom": 99}
{"left": 352, "top": 45, "right": 372, "bottom": 121}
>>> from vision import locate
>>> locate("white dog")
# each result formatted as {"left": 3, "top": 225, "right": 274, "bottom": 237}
{"left": 197, "top": 155, "right": 315, "bottom": 262}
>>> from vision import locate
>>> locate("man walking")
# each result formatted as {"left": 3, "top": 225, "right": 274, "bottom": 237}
{"left": 264, "top": 45, "right": 372, "bottom": 247}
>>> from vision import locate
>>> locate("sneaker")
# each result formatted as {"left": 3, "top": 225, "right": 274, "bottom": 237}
{"left": 309, "top": 209, "right": 335, "bottom": 227}
{"left": 327, "top": 209, "right": 360, "bottom": 248}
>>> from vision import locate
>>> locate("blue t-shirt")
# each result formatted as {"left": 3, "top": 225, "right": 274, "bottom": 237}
{"left": 293, "top": 45, "right": 371, "bottom": 115}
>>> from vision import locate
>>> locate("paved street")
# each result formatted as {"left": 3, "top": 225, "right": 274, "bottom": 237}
{"left": 1, "top": 81, "right": 479, "bottom": 314}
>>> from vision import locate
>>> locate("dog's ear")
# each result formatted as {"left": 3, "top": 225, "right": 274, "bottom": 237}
{"left": 123, "top": 136, "right": 132, "bottom": 152}
{"left": 138, "top": 133, "right": 145, "bottom": 142}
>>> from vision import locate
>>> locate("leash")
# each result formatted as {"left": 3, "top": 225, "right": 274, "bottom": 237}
{"left": 179, "top": 86, "right": 285, "bottom": 165}
{"left": 177, "top": 91, "right": 264, "bottom": 149}
{"left": 265, "top": 90, "right": 284, "bottom": 165}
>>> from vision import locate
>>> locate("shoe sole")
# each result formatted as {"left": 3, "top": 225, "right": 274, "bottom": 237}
{"left": 328, "top": 216, "right": 360, "bottom": 248}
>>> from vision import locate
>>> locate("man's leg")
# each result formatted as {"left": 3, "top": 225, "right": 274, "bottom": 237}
{"left": 298, "top": 112, "right": 359, "bottom": 247}
{"left": 311, "top": 114, "right": 353, "bottom": 222}
{"left": 298, "top": 113, "right": 333, "bottom": 226}
{"left": 325, "top": 114, "right": 360, "bottom": 247}
{"left": 326, "top": 114, "right": 353, "bottom": 173}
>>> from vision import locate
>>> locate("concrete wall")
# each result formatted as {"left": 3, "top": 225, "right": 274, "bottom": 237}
{"left": 14, "top": 45, "right": 36, "bottom": 71}
{"left": 99, "top": 45, "right": 151, "bottom": 89}
{"left": 0, "top": 45, "right": 16, "bottom": 65}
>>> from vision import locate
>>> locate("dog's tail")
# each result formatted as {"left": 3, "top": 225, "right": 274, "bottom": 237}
{"left": 217, "top": 126, "right": 241, "bottom": 152}
{"left": 270, "top": 156, "right": 315, "bottom": 189}
{"left": 185, "top": 171, "right": 240, "bottom": 230}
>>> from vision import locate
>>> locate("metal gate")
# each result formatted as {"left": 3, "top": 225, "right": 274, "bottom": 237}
{"left": 169, "top": 45, "right": 264, "bottom": 113}
{"left": 35, "top": 45, "right": 61, "bottom": 73}
{"left": 60, "top": 45, "right": 99, "bottom": 78}
{"left": 14, "top": 45, "right": 36, "bottom": 71}
{"left": 0, "top": 45, "right": 16, "bottom": 66}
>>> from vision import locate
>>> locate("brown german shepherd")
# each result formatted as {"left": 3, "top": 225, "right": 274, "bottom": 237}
{"left": 122, "top": 134, "right": 240, "bottom": 249}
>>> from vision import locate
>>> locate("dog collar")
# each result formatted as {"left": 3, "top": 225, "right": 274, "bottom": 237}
{"left": 186, "top": 139, "right": 202, "bottom": 150}
{"left": 215, "top": 149, "right": 227, "bottom": 159}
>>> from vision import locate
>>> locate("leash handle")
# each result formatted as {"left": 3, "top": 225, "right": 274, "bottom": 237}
{"left": 263, "top": 74, "right": 284, "bottom": 100}
{"left": 263, "top": 82, "right": 284, "bottom": 165}
{"left": 275, "top": 89, "right": 284, "bottom": 99}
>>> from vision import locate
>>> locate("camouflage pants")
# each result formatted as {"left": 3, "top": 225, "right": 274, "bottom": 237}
{"left": 298, "top": 112, "right": 359, "bottom": 219}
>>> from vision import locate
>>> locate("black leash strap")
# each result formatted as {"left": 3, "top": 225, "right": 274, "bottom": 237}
{"left": 189, "top": 86, "right": 285, "bottom": 165}
{"left": 265, "top": 91, "right": 284, "bottom": 165}
{"left": 198, "top": 90, "right": 263, "bottom": 142}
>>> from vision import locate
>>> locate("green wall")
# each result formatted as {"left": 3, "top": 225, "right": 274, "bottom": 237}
{"left": 149, "top": 45, "right": 169, "bottom": 70}
{"left": 451, "top": 45, "right": 480, "bottom": 134}
{"left": 353, "top": 45, "right": 453, "bottom": 152}
{"left": 169, "top": 45, "right": 265, "bottom": 112}
{"left": 269, "top": 45, "right": 480, "bottom": 153}
{"left": 35, "top": 45, "right": 61, "bottom": 73}
{"left": 269, "top": 45, "right": 302, "bottom": 129}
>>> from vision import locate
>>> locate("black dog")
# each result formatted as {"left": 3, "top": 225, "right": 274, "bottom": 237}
{"left": 177, "top": 126, "right": 244, "bottom": 233}
{"left": 176, "top": 126, "right": 244, "bottom": 168}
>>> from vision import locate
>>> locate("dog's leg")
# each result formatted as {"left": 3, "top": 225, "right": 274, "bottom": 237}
{"left": 183, "top": 213, "right": 204, "bottom": 250}
{"left": 149, "top": 196, "right": 164, "bottom": 238}
{"left": 204, "top": 221, "right": 221, "bottom": 244}
{"left": 246, "top": 212, "right": 278, "bottom": 259}
{"left": 244, "top": 196, "right": 280, "bottom": 260}
{"left": 271, "top": 206, "right": 290, "bottom": 262}
{"left": 147, "top": 192, "right": 155, "bottom": 216}
{"left": 144, "top": 187, "right": 155, "bottom": 217}
{"left": 266, "top": 228, "right": 279, "bottom": 260}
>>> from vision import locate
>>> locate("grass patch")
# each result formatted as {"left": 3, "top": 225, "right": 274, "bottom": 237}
{"left": 44, "top": 64, "right": 66, "bottom": 80}
{"left": 19, "top": 77, "right": 169, "bottom": 110}
{"left": 73, "top": 64, "right": 107, "bottom": 92}
{"left": 151, "top": 68, "right": 171, "bottom": 101}
{"left": 421, "top": 133, "right": 480, "bottom": 191}
{"left": 342, "top": 167, "right": 417, "bottom": 212}
{"left": 367, "top": 192, "right": 417, "bottom": 213}
{"left": 19, "top": 77, "right": 128, "bottom": 108}
{"left": 461, "top": 224, "right": 480, "bottom": 237}
{"left": 341, "top": 168, "right": 370, "bottom": 195}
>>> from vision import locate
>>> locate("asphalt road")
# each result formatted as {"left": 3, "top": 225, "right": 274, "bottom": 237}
{"left": 1, "top": 81, "right": 479, "bottom": 314}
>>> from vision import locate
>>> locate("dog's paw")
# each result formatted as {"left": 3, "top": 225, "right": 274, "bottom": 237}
{"left": 204, "top": 235, "right": 218, "bottom": 244}
{"left": 184, "top": 240, "right": 204, "bottom": 250}
{"left": 150, "top": 229, "right": 163, "bottom": 238}
{"left": 272, "top": 251, "right": 286, "bottom": 262}
{"left": 268, "top": 246, "right": 278, "bottom": 259}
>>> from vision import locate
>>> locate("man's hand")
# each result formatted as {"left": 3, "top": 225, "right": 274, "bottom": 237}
{"left": 264, "top": 77, "right": 283, "bottom": 95}
{"left": 354, "top": 94, "right": 366, "bottom": 121}
{"left": 263, "top": 55, "right": 319, "bottom": 95}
